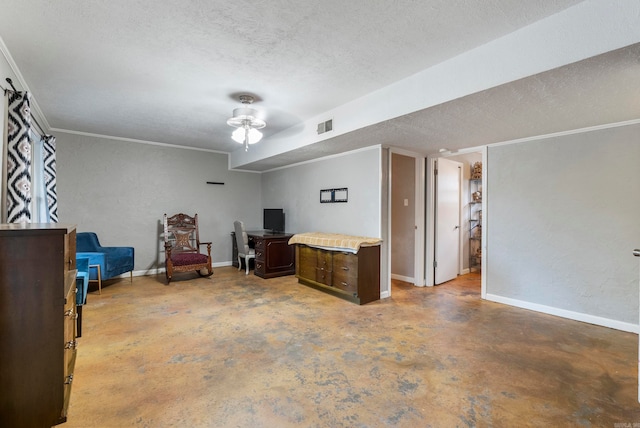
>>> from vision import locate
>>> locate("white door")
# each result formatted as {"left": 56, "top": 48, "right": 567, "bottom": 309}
{"left": 434, "top": 158, "right": 461, "bottom": 285}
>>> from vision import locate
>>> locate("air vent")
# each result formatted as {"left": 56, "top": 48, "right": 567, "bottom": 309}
{"left": 317, "top": 119, "right": 333, "bottom": 135}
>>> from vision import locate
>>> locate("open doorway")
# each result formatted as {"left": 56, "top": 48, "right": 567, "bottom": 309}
{"left": 389, "top": 150, "right": 425, "bottom": 293}
{"left": 426, "top": 149, "right": 484, "bottom": 291}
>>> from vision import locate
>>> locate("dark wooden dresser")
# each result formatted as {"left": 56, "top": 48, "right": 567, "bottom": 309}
{"left": 0, "top": 224, "right": 78, "bottom": 427}
{"left": 295, "top": 244, "right": 380, "bottom": 304}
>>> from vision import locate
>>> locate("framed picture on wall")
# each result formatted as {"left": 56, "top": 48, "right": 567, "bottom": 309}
{"left": 320, "top": 188, "right": 348, "bottom": 203}
{"left": 320, "top": 190, "right": 333, "bottom": 203}
{"left": 333, "top": 188, "right": 348, "bottom": 202}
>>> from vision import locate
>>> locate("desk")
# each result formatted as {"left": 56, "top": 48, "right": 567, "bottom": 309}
{"left": 231, "top": 231, "right": 295, "bottom": 278}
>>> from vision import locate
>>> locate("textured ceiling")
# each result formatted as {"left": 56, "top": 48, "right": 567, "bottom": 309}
{"left": 1, "top": 0, "right": 637, "bottom": 171}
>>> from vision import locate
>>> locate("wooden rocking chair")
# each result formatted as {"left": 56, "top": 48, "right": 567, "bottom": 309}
{"left": 163, "top": 213, "right": 213, "bottom": 284}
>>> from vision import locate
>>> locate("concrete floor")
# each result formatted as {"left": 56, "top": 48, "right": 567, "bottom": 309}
{"left": 65, "top": 268, "right": 640, "bottom": 427}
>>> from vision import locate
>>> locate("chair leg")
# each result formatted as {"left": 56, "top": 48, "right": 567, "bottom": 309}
{"left": 130, "top": 271, "right": 133, "bottom": 283}
{"left": 88, "top": 265, "right": 102, "bottom": 295}
{"left": 245, "top": 257, "right": 250, "bottom": 275}
{"left": 96, "top": 264, "right": 102, "bottom": 295}
{"left": 237, "top": 255, "right": 242, "bottom": 272}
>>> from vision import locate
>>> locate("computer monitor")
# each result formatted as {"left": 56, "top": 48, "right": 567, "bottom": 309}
{"left": 263, "top": 208, "right": 285, "bottom": 233}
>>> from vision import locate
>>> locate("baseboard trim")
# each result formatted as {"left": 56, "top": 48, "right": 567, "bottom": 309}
{"left": 391, "top": 273, "right": 414, "bottom": 284}
{"left": 485, "top": 293, "right": 639, "bottom": 334}
{"left": 121, "top": 262, "right": 235, "bottom": 278}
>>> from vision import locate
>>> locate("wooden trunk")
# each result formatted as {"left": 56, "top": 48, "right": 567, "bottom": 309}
{"left": 295, "top": 244, "right": 380, "bottom": 304}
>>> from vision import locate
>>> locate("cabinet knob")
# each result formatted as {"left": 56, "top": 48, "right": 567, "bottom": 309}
{"left": 341, "top": 266, "right": 349, "bottom": 271}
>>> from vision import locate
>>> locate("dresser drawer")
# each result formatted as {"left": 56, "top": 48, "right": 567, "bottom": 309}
{"left": 254, "top": 238, "right": 265, "bottom": 263}
{"left": 253, "top": 238, "right": 265, "bottom": 251}
{"left": 62, "top": 346, "right": 76, "bottom": 420}
{"left": 333, "top": 252, "right": 358, "bottom": 275}
{"left": 316, "top": 248, "right": 332, "bottom": 269}
{"left": 332, "top": 252, "right": 357, "bottom": 293}
{"left": 315, "top": 267, "right": 332, "bottom": 286}
{"left": 63, "top": 285, "right": 77, "bottom": 376}
{"left": 255, "top": 261, "right": 264, "bottom": 275}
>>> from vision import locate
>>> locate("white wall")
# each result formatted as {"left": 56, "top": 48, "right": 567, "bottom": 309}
{"left": 260, "top": 146, "right": 388, "bottom": 297}
{"left": 486, "top": 122, "right": 640, "bottom": 330}
{"left": 260, "top": 146, "right": 382, "bottom": 237}
{"left": 56, "top": 132, "right": 262, "bottom": 273}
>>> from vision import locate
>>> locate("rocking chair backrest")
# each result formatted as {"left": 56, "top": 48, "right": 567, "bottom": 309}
{"left": 164, "top": 213, "right": 201, "bottom": 254}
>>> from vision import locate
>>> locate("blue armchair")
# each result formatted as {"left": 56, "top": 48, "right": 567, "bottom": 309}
{"left": 76, "top": 232, "right": 135, "bottom": 294}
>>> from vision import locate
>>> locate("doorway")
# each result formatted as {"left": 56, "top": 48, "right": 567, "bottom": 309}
{"left": 426, "top": 149, "right": 484, "bottom": 289}
{"left": 389, "top": 150, "right": 425, "bottom": 291}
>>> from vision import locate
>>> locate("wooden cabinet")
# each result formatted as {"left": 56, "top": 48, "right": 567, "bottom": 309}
{"left": 253, "top": 233, "right": 295, "bottom": 279}
{"left": 295, "top": 244, "right": 380, "bottom": 304}
{"left": 0, "top": 224, "right": 78, "bottom": 427}
{"left": 231, "top": 231, "right": 295, "bottom": 278}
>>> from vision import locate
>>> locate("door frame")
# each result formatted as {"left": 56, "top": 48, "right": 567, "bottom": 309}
{"left": 426, "top": 146, "right": 487, "bottom": 294}
{"left": 388, "top": 148, "right": 426, "bottom": 292}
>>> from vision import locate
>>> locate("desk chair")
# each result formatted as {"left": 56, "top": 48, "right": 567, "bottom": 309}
{"left": 234, "top": 220, "right": 255, "bottom": 275}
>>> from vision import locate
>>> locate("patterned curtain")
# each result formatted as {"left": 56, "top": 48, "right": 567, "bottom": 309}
{"left": 4, "top": 90, "right": 58, "bottom": 223}
{"left": 6, "top": 91, "right": 32, "bottom": 223}
{"left": 42, "top": 135, "right": 58, "bottom": 222}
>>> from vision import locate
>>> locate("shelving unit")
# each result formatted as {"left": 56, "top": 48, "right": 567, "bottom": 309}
{"left": 469, "top": 162, "right": 482, "bottom": 273}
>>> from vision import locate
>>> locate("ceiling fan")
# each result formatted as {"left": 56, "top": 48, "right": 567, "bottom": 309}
{"left": 226, "top": 94, "right": 266, "bottom": 152}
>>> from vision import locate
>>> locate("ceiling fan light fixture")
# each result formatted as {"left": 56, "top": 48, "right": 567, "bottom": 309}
{"left": 232, "top": 126, "right": 263, "bottom": 145}
{"left": 227, "top": 95, "right": 266, "bottom": 151}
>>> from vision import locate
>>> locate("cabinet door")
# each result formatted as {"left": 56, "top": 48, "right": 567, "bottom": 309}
{"left": 264, "top": 238, "right": 294, "bottom": 271}
{"left": 332, "top": 252, "right": 358, "bottom": 293}
{"left": 315, "top": 249, "right": 333, "bottom": 285}
{"left": 297, "top": 246, "right": 317, "bottom": 279}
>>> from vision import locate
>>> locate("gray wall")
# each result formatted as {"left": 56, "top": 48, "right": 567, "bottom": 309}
{"left": 391, "top": 153, "right": 415, "bottom": 278}
{"left": 261, "top": 146, "right": 389, "bottom": 296}
{"left": 486, "top": 123, "right": 640, "bottom": 325}
{"left": 260, "top": 147, "right": 381, "bottom": 236}
{"left": 56, "top": 132, "right": 262, "bottom": 273}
